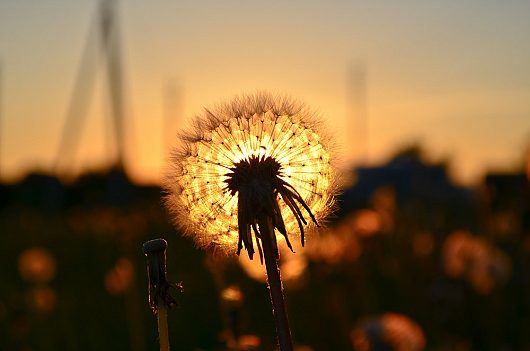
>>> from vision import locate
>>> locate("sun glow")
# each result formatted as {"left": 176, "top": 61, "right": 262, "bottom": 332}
{"left": 165, "top": 93, "right": 334, "bottom": 254}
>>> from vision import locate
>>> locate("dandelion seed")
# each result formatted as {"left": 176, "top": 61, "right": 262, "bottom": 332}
{"left": 164, "top": 92, "right": 335, "bottom": 259}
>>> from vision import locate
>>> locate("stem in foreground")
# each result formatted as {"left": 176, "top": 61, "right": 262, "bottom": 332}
{"left": 157, "top": 303, "right": 170, "bottom": 351}
{"left": 143, "top": 239, "right": 180, "bottom": 351}
{"left": 258, "top": 215, "right": 294, "bottom": 351}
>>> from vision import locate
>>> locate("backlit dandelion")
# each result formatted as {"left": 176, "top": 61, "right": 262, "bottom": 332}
{"left": 164, "top": 92, "right": 334, "bottom": 259}
{"left": 164, "top": 92, "right": 336, "bottom": 351}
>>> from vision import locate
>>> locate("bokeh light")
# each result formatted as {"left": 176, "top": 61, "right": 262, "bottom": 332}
{"left": 27, "top": 286, "right": 57, "bottom": 314}
{"left": 17, "top": 248, "right": 57, "bottom": 284}
{"left": 104, "top": 258, "right": 135, "bottom": 296}
{"left": 239, "top": 241, "right": 308, "bottom": 288}
{"left": 238, "top": 334, "right": 261, "bottom": 350}
{"left": 353, "top": 209, "right": 382, "bottom": 237}
{"left": 442, "top": 230, "right": 511, "bottom": 294}
{"left": 351, "top": 313, "right": 426, "bottom": 351}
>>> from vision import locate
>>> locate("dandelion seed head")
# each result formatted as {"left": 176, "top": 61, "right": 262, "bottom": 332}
{"left": 164, "top": 92, "right": 336, "bottom": 255}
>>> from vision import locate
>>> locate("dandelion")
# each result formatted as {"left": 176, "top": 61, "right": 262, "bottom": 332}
{"left": 164, "top": 92, "right": 336, "bottom": 351}
{"left": 164, "top": 92, "right": 334, "bottom": 256}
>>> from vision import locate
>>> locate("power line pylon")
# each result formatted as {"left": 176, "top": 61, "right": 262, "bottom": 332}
{"left": 54, "top": 0, "right": 127, "bottom": 176}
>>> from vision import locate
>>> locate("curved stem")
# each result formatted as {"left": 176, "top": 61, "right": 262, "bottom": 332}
{"left": 258, "top": 215, "right": 294, "bottom": 351}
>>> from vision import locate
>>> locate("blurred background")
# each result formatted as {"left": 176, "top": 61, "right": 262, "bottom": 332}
{"left": 0, "top": 0, "right": 529, "bottom": 350}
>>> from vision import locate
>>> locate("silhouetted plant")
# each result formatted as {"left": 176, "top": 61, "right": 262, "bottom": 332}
{"left": 164, "top": 92, "right": 336, "bottom": 351}
{"left": 143, "top": 238, "right": 182, "bottom": 351}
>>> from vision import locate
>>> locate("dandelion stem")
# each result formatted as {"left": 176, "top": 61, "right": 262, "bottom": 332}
{"left": 157, "top": 303, "right": 170, "bottom": 351}
{"left": 258, "top": 215, "right": 294, "bottom": 351}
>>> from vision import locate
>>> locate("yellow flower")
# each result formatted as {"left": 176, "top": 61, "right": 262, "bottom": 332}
{"left": 164, "top": 92, "right": 335, "bottom": 259}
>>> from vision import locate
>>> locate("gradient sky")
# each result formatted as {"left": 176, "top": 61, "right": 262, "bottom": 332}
{"left": 1, "top": 0, "right": 529, "bottom": 185}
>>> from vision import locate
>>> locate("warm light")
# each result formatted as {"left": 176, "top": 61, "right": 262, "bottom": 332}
{"left": 104, "top": 258, "right": 135, "bottom": 295}
{"left": 165, "top": 93, "right": 334, "bottom": 254}
{"left": 351, "top": 328, "right": 370, "bottom": 351}
{"left": 306, "top": 226, "right": 361, "bottom": 264}
{"left": 18, "top": 247, "right": 57, "bottom": 284}
{"left": 442, "top": 230, "right": 470, "bottom": 278}
{"left": 381, "top": 313, "right": 426, "bottom": 351}
{"left": 28, "top": 286, "right": 58, "bottom": 314}
{"left": 353, "top": 209, "right": 381, "bottom": 237}
{"left": 351, "top": 313, "right": 425, "bottom": 351}
{"left": 442, "top": 230, "right": 511, "bottom": 294}
{"left": 221, "top": 285, "right": 244, "bottom": 303}
{"left": 294, "top": 346, "right": 315, "bottom": 351}
{"left": 238, "top": 335, "right": 261, "bottom": 349}
{"left": 239, "top": 241, "right": 308, "bottom": 287}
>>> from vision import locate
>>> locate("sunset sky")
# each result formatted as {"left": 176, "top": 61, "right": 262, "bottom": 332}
{"left": 1, "top": 0, "right": 529, "bottom": 185}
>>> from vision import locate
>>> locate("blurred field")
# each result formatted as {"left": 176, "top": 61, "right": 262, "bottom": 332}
{"left": 1, "top": 147, "right": 529, "bottom": 351}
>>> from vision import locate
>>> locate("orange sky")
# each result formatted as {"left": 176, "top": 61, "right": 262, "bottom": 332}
{"left": 1, "top": 0, "right": 529, "bottom": 185}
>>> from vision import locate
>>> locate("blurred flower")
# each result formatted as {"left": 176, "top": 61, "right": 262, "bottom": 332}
{"left": 351, "top": 313, "right": 426, "bottom": 351}
{"left": 104, "top": 257, "right": 135, "bottom": 296}
{"left": 442, "top": 231, "right": 470, "bottom": 278}
{"left": 27, "top": 286, "right": 57, "bottom": 314}
{"left": 306, "top": 208, "right": 394, "bottom": 264}
{"left": 353, "top": 209, "right": 382, "bottom": 237}
{"left": 18, "top": 247, "right": 56, "bottom": 284}
{"left": 164, "top": 92, "right": 335, "bottom": 258}
{"left": 305, "top": 224, "right": 361, "bottom": 264}
{"left": 442, "top": 230, "right": 511, "bottom": 294}
{"left": 238, "top": 334, "right": 261, "bottom": 350}
{"left": 381, "top": 313, "right": 425, "bottom": 351}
